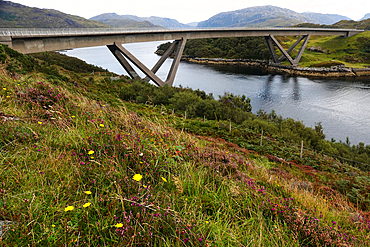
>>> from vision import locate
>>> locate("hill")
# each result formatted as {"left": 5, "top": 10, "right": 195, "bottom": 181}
{"left": 0, "top": 44, "right": 370, "bottom": 245}
{"left": 0, "top": 0, "right": 109, "bottom": 28}
{"left": 89, "top": 13, "right": 162, "bottom": 29}
{"left": 89, "top": 13, "right": 163, "bottom": 29}
{"left": 359, "top": 13, "right": 370, "bottom": 21}
{"left": 156, "top": 30, "right": 370, "bottom": 68}
{"left": 294, "top": 18, "right": 370, "bottom": 30}
{"left": 197, "top": 5, "right": 350, "bottom": 28}
{"left": 301, "top": 12, "right": 351, "bottom": 25}
{"left": 91, "top": 13, "right": 190, "bottom": 29}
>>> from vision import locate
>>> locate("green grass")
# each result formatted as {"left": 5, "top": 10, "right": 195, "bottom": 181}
{"left": 1, "top": 45, "right": 370, "bottom": 246}
{"left": 277, "top": 31, "right": 370, "bottom": 68}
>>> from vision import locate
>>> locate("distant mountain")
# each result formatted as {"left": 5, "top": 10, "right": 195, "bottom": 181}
{"left": 89, "top": 13, "right": 162, "bottom": 29}
{"left": 359, "top": 13, "right": 370, "bottom": 21}
{"left": 0, "top": 0, "right": 109, "bottom": 28}
{"left": 186, "top": 22, "right": 199, "bottom": 27}
{"left": 301, "top": 12, "right": 350, "bottom": 25}
{"left": 91, "top": 13, "right": 190, "bottom": 28}
{"left": 197, "top": 5, "right": 351, "bottom": 28}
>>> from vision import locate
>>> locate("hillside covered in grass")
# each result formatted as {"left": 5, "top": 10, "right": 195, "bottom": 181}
{"left": 157, "top": 31, "right": 370, "bottom": 69}
{"left": 0, "top": 0, "right": 109, "bottom": 28}
{"left": 1, "top": 45, "right": 370, "bottom": 246}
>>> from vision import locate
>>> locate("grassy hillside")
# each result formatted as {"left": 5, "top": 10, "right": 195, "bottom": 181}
{"left": 92, "top": 19, "right": 161, "bottom": 29}
{"left": 295, "top": 19, "right": 370, "bottom": 31}
{"left": 1, "top": 45, "right": 370, "bottom": 246}
{"left": 0, "top": 1, "right": 109, "bottom": 28}
{"left": 275, "top": 31, "right": 370, "bottom": 68}
{"left": 157, "top": 31, "right": 370, "bottom": 68}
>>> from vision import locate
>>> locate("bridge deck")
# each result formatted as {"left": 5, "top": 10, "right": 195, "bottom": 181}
{"left": 0, "top": 27, "right": 364, "bottom": 54}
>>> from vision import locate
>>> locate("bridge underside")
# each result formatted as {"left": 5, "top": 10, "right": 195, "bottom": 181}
{"left": 265, "top": 34, "right": 311, "bottom": 66}
{"left": 107, "top": 38, "right": 186, "bottom": 87}
{"left": 107, "top": 34, "right": 311, "bottom": 85}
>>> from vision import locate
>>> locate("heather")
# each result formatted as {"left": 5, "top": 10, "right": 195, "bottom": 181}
{"left": 1, "top": 45, "right": 370, "bottom": 246}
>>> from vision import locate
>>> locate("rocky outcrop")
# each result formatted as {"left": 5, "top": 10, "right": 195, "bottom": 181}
{"left": 307, "top": 46, "right": 328, "bottom": 53}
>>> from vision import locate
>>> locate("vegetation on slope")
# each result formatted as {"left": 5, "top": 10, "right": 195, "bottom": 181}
{"left": 157, "top": 32, "right": 370, "bottom": 68}
{"left": 158, "top": 37, "right": 271, "bottom": 60}
{"left": 0, "top": 0, "right": 109, "bottom": 28}
{"left": 277, "top": 31, "right": 370, "bottom": 68}
{"left": 294, "top": 18, "right": 370, "bottom": 31}
{"left": 1, "top": 45, "right": 370, "bottom": 246}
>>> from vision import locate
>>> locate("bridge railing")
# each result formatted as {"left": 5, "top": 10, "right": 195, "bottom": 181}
{"left": 0, "top": 27, "right": 362, "bottom": 37}
{"left": 0, "top": 28, "right": 175, "bottom": 36}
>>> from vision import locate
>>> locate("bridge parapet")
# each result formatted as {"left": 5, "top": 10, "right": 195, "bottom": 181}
{"left": 0, "top": 27, "right": 363, "bottom": 38}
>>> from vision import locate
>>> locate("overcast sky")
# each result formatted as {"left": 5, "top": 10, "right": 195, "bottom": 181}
{"left": 8, "top": 0, "right": 369, "bottom": 24}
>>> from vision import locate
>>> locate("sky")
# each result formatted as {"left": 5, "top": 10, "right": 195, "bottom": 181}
{"left": 8, "top": 0, "right": 370, "bottom": 24}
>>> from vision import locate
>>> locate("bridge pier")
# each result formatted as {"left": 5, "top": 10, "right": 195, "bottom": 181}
{"left": 265, "top": 34, "right": 310, "bottom": 66}
{"left": 107, "top": 37, "right": 187, "bottom": 87}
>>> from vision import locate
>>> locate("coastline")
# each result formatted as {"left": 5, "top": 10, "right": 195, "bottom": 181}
{"left": 155, "top": 51, "right": 370, "bottom": 78}
{"left": 181, "top": 57, "right": 370, "bottom": 78}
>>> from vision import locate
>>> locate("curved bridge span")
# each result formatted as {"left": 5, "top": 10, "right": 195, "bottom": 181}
{"left": 0, "top": 28, "right": 363, "bottom": 86}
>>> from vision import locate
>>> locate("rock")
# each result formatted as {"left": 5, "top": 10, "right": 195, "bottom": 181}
{"left": 290, "top": 180, "right": 313, "bottom": 192}
{"left": 0, "top": 221, "right": 13, "bottom": 239}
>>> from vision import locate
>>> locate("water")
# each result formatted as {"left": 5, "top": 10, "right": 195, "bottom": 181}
{"left": 61, "top": 41, "right": 370, "bottom": 145}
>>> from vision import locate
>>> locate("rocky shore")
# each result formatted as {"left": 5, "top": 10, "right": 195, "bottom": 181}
{"left": 181, "top": 57, "right": 370, "bottom": 78}
{"left": 156, "top": 50, "right": 370, "bottom": 78}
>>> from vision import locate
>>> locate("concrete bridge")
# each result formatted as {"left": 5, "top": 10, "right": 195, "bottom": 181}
{"left": 0, "top": 28, "right": 363, "bottom": 87}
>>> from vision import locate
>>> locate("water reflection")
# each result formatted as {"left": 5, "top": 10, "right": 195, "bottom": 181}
{"left": 259, "top": 74, "right": 274, "bottom": 102}
{"left": 292, "top": 77, "right": 300, "bottom": 102}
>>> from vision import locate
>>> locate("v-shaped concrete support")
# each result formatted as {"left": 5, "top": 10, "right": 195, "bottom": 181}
{"left": 107, "top": 38, "right": 187, "bottom": 87}
{"left": 265, "top": 34, "right": 310, "bottom": 66}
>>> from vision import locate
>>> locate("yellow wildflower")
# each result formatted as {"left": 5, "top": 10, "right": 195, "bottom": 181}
{"left": 143, "top": 185, "right": 147, "bottom": 188}
{"left": 83, "top": 202, "right": 91, "bottom": 208}
{"left": 161, "top": 177, "right": 167, "bottom": 182}
{"left": 84, "top": 191, "right": 92, "bottom": 195}
{"left": 88, "top": 150, "right": 94, "bottom": 155}
{"left": 38, "top": 121, "right": 42, "bottom": 125}
{"left": 71, "top": 115, "right": 75, "bottom": 118}
{"left": 64, "top": 206, "right": 74, "bottom": 212}
{"left": 133, "top": 174, "right": 143, "bottom": 182}
{"left": 114, "top": 223, "right": 123, "bottom": 228}
{"left": 99, "top": 124, "right": 104, "bottom": 127}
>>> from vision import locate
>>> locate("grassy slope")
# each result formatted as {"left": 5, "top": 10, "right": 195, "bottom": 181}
{"left": 0, "top": 1, "right": 109, "bottom": 28}
{"left": 276, "top": 31, "right": 370, "bottom": 68}
{"left": 1, "top": 47, "right": 370, "bottom": 246}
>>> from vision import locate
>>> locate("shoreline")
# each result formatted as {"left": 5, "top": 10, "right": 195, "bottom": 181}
{"left": 181, "top": 57, "right": 370, "bottom": 78}
{"left": 155, "top": 51, "right": 370, "bottom": 78}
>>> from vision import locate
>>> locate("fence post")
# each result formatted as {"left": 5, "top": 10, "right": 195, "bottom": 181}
{"left": 260, "top": 130, "right": 263, "bottom": 146}
{"left": 300, "top": 140, "right": 304, "bottom": 159}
